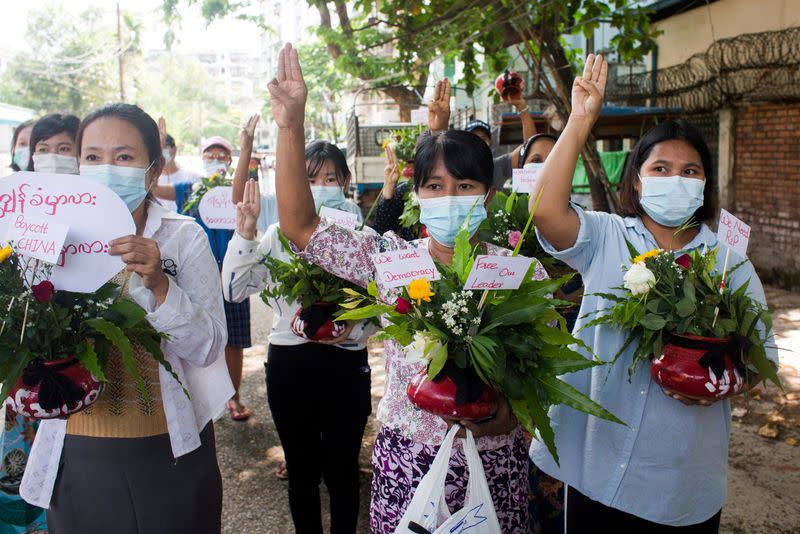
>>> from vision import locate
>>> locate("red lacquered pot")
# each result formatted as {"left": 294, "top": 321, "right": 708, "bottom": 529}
{"left": 5, "top": 357, "right": 104, "bottom": 420}
{"left": 651, "top": 334, "right": 745, "bottom": 400}
{"left": 407, "top": 368, "right": 499, "bottom": 422}
{"left": 402, "top": 162, "right": 414, "bottom": 178}
{"left": 290, "top": 302, "right": 347, "bottom": 341}
{"left": 494, "top": 70, "right": 524, "bottom": 101}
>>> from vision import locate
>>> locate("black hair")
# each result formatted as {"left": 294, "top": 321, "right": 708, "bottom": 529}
{"left": 619, "top": 119, "right": 718, "bottom": 223}
{"left": 164, "top": 134, "right": 176, "bottom": 148}
{"left": 518, "top": 133, "right": 558, "bottom": 168}
{"left": 77, "top": 103, "right": 162, "bottom": 169}
{"left": 10, "top": 119, "right": 35, "bottom": 171}
{"left": 413, "top": 130, "right": 494, "bottom": 191}
{"left": 305, "top": 140, "right": 351, "bottom": 188}
{"left": 26, "top": 113, "right": 80, "bottom": 171}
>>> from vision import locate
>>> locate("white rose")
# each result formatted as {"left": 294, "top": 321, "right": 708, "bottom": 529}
{"left": 623, "top": 262, "right": 656, "bottom": 296}
{"left": 405, "top": 331, "right": 441, "bottom": 363}
{"left": 191, "top": 182, "right": 202, "bottom": 192}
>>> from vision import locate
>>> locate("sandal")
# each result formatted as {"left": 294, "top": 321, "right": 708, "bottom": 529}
{"left": 227, "top": 400, "right": 252, "bottom": 422}
{"left": 274, "top": 461, "right": 289, "bottom": 480}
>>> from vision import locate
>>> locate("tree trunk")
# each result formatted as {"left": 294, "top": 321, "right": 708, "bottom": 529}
{"left": 383, "top": 85, "right": 423, "bottom": 122}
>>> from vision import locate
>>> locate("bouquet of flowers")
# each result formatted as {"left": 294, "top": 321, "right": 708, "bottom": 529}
{"left": 383, "top": 124, "right": 425, "bottom": 173}
{"left": 0, "top": 245, "right": 178, "bottom": 420}
{"left": 479, "top": 191, "right": 550, "bottom": 263}
{"left": 181, "top": 172, "right": 232, "bottom": 214}
{"left": 260, "top": 231, "right": 366, "bottom": 341}
{"left": 584, "top": 241, "right": 780, "bottom": 399}
{"left": 336, "top": 219, "right": 621, "bottom": 463}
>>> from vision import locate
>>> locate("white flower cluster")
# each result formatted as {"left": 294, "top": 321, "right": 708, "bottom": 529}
{"left": 439, "top": 290, "right": 475, "bottom": 336}
{"left": 623, "top": 262, "right": 656, "bottom": 296}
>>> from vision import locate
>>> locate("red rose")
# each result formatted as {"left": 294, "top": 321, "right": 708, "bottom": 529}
{"left": 394, "top": 297, "right": 413, "bottom": 314}
{"left": 402, "top": 165, "right": 414, "bottom": 178}
{"left": 31, "top": 281, "right": 55, "bottom": 303}
{"left": 675, "top": 254, "right": 692, "bottom": 270}
{"left": 419, "top": 225, "right": 429, "bottom": 238}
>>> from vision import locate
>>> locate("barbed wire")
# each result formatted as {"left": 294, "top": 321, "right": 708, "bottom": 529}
{"left": 606, "top": 26, "right": 800, "bottom": 111}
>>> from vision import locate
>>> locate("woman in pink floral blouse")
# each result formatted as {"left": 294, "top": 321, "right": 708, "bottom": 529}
{"left": 258, "top": 43, "right": 548, "bottom": 532}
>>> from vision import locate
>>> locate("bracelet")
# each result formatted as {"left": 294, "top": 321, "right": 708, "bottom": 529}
{"left": 517, "top": 106, "right": 530, "bottom": 114}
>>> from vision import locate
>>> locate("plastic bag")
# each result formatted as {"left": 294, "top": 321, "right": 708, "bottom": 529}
{"left": 395, "top": 424, "right": 502, "bottom": 534}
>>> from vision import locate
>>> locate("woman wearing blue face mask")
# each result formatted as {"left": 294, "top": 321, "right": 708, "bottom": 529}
{"left": 20, "top": 103, "right": 232, "bottom": 533}
{"left": 9, "top": 119, "right": 34, "bottom": 173}
{"left": 267, "top": 43, "right": 548, "bottom": 532}
{"left": 528, "top": 55, "right": 777, "bottom": 533}
{"left": 26, "top": 113, "right": 80, "bottom": 175}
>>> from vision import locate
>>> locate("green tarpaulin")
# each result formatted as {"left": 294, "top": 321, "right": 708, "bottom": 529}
{"left": 572, "top": 150, "right": 629, "bottom": 192}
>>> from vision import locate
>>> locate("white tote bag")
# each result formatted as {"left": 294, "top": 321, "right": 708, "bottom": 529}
{"left": 395, "top": 425, "right": 502, "bottom": 534}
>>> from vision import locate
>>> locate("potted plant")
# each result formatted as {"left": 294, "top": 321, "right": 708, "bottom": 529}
{"left": 584, "top": 241, "right": 780, "bottom": 400}
{"left": 0, "top": 245, "right": 179, "bottom": 420}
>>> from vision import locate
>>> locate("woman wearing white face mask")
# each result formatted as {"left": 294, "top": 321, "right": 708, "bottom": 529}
{"left": 20, "top": 103, "right": 232, "bottom": 534}
{"left": 26, "top": 113, "right": 80, "bottom": 175}
{"left": 529, "top": 55, "right": 777, "bottom": 533}
{"left": 268, "top": 43, "right": 548, "bottom": 532}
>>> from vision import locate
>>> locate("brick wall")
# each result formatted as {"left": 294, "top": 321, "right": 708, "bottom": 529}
{"left": 733, "top": 102, "right": 800, "bottom": 288}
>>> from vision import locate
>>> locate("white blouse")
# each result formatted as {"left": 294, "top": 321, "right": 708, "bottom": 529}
{"left": 21, "top": 201, "right": 233, "bottom": 509}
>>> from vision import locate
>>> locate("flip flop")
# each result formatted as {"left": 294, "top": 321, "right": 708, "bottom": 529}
{"left": 227, "top": 400, "right": 251, "bottom": 422}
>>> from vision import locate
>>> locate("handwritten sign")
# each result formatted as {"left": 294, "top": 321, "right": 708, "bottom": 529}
{"left": 0, "top": 171, "right": 134, "bottom": 292}
{"left": 410, "top": 108, "right": 428, "bottom": 125}
{"left": 717, "top": 209, "right": 751, "bottom": 257}
{"left": 371, "top": 248, "right": 440, "bottom": 289}
{"left": 198, "top": 186, "right": 236, "bottom": 229}
{"left": 512, "top": 166, "right": 542, "bottom": 194}
{"left": 5, "top": 214, "right": 69, "bottom": 264}
{"left": 319, "top": 206, "right": 358, "bottom": 229}
{"left": 463, "top": 255, "right": 533, "bottom": 290}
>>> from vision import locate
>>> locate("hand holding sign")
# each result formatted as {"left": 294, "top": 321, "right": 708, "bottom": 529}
{"left": 0, "top": 172, "right": 134, "bottom": 292}
{"left": 371, "top": 248, "right": 440, "bottom": 289}
{"left": 463, "top": 255, "right": 533, "bottom": 290}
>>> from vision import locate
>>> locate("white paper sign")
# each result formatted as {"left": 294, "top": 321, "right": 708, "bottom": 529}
{"left": 410, "top": 108, "right": 428, "bottom": 125}
{"left": 0, "top": 171, "right": 134, "bottom": 292}
{"left": 371, "top": 248, "right": 440, "bottom": 289}
{"left": 5, "top": 214, "right": 69, "bottom": 265}
{"left": 319, "top": 206, "right": 358, "bottom": 229}
{"left": 463, "top": 255, "right": 533, "bottom": 290}
{"left": 198, "top": 186, "right": 236, "bottom": 229}
{"left": 512, "top": 168, "right": 541, "bottom": 193}
{"left": 717, "top": 209, "right": 751, "bottom": 257}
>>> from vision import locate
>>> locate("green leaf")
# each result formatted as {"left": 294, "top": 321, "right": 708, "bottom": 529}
{"left": 675, "top": 298, "right": 696, "bottom": 318}
{"left": 367, "top": 280, "right": 379, "bottom": 298}
{"left": 107, "top": 299, "right": 147, "bottom": 329}
{"left": 336, "top": 304, "right": 394, "bottom": 321}
{"left": 537, "top": 375, "right": 625, "bottom": 425}
{"left": 75, "top": 341, "right": 106, "bottom": 382}
{"left": 639, "top": 314, "right": 667, "bottom": 331}
{"left": 524, "top": 385, "right": 560, "bottom": 466}
{"left": 427, "top": 342, "right": 448, "bottom": 379}
{"left": 86, "top": 317, "right": 146, "bottom": 399}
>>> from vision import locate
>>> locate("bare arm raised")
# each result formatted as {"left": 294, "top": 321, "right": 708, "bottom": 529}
{"left": 268, "top": 43, "right": 318, "bottom": 250}
{"left": 232, "top": 114, "right": 260, "bottom": 204}
{"left": 531, "top": 54, "right": 607, "bottom": 251}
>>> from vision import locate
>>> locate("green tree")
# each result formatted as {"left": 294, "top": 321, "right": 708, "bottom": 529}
{"left": 0, "top": 4, "right": 120, "bottom": 115}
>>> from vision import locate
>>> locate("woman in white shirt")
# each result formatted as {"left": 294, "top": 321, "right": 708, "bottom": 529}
{"left": 223, "top": 141, "right": 373, "bottom": 534}
{"left": 21, "top": 103, "right": 232, "bottom": 534}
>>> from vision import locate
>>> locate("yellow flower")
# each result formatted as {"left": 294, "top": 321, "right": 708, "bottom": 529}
{"left": 0, "top": 246, "right": 12, "bottom": 263}
{"left": 408, "top": 277, "right": 435, "bottom": 305}
{"left": 632, "top": 248, "right": 661, "bottom": 264}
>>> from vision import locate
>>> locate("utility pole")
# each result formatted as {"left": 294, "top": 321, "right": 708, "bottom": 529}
{"left": 117, "top": 2, "right": 126, "bottom": 101}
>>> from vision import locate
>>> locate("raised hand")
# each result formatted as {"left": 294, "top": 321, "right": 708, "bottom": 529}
{"left": 157, "top": 117, "right": 167, "bottom": 146}
{"left": 240, "top": 114, "right": 260, "bottom": 149}
{"left": 428, "top": 78, "right": 451, "bottom": 133}
{"left": 570, "top": 53, "right": 608, "bottom": 123}
{"left": 267, "top": 43, "right": 308, "bottom": 130}
{"left": 236, "top": 178, "right": 261, "bottom": 241}
{"left": 382, "top": 144, "right": 401, "bottom": 199}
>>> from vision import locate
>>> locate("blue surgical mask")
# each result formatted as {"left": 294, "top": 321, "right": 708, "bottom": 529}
{"left": 418, "top": 194, "right": 487, "bottom": 246}
{"left": 203, "top": 160, "right": 228, "bottom": 177}
{"left": 80, "top": 163, "right": 150, "bottom": 212}
{"left": 639, "top": 175, "right": 705, "bottom": 227}
{"left": 523, "top": 162, "right": 543, "bottom": 170}
{"left": 13, "top": 147, "right": 30, "bottom": 168}
{"left": 33, "top": 153, "right": 79, "bottom": 175}
{"left": 311, "top": 185, "right": 347, "bottom": 210}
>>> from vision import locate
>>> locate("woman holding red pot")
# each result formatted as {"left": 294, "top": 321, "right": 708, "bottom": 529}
{"left": 528, "top": 54, "right": 778, "bottom": 532}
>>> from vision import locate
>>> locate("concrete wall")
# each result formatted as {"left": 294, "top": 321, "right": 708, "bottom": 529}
{"left": 652, "top": 0, "right": 800, "bottom": 68}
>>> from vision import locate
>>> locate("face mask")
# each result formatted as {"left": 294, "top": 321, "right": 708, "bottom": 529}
{"left": 32, "top": 153, "right": 79, "bottom": 175}
{"left": 523, "top": 162, "right": 543, "bottom": 171}
{"left": 419, "top": 194, "right": 487, "bottom": 247}
{"left": 80, "top": 163, "right": 151, "bottom": 212}
{"left": 639, "top": 175, "right": 705, "bottom": 227}
{"left": 311, "top": 185, "right": 347, "bottom": 210}
{"left": 13, "top": 146, "right": 30, "bottom": 168}
{"left": 203, "top": 160, "right": 228, "bottom": 177}
{"left": 163, "top": 148, "right": 174, "bottom": 164}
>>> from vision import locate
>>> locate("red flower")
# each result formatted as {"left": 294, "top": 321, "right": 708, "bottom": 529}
{"left": 394, "top": 297, "right": 412, "bottom": 314}
{"left": 31, "top": 281, "right": 55, "bottom": 303}
{"left": 675, "top": 254, "right": 692, "bottom": 270}
{"left": 402, "top": 165, "right": 414, "bottom": 178}
{"left": 419, "top": 225, "right": 429, "bottom": 238}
